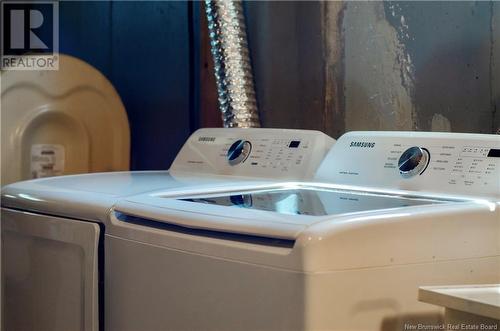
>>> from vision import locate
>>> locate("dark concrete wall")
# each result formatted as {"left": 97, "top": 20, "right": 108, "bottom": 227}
{"left": 244, "top": 1, "right": 329, "bottom": 132}
{"left": 244, "top": 1, "right": 499, "bottom": 136}
{"left": 382, "top": 1, "right": 492, "bottom": 133}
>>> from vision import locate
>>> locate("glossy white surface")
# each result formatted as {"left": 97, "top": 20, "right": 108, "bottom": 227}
{"left": 3, "top": 130, "right": 500, "bottom": 330}
{"left": 316, "top": 131, "right": 500, "bottom": 199}
{"left": 106, "top": 202, "right": 500, "bottom": 330}
{"left": 0, "top": 171, "right": 255, "bottom": 222}
{"left": 1, "top": 128, "right": 334, "bottom": 222}
{"left": 109, "top": 183, "right": 500, "bottom": 271}
{"left": 1, "top": 128, "right": 334, "bottom": 331}
{"left": 2, "top": 171, "right": 180, "bottom": 222}
{"left": 1, "top": 54, "right": 130, "bottom": 186}
{"left": 112, "top": 181, "right": 495, "bottom": 243}
{"left": 170, "top": 127, "right": 334, "bottom": 180}
{"left": 106, "top": 131, "right": 500, "bottom": 330}
{"left": 2, "top": 208, "right": 99, "bottom": 331}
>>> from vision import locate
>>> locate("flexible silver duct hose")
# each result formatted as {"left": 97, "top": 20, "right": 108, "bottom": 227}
{"left": 205, "top": 0, "right": 261, "bottom": 128}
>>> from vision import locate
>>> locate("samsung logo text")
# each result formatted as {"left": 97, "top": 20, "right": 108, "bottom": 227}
{"left": 349, "top": 141, "right": 376, "bottom": 148}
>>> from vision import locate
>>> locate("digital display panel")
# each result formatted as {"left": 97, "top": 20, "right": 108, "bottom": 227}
{"left": 487, "top": 149, "right": 500, "bottom": 158}
{"left": 289, "top": 141, "right": 300, "bottom": 148}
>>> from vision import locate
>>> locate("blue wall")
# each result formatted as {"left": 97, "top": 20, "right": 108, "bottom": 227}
{"left": 59, "top": 1, "right": 197, "bottom": 170}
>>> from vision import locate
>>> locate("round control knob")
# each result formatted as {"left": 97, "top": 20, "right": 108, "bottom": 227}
{"left": 398, "top": 146, "right": 430, "bottom": 177}
{"left": 227, "top": 140, "right": 252, "bottom": 166}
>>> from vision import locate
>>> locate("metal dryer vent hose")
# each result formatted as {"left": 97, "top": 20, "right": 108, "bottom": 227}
{"left": 205, "top": 0, "right": 261, "bottom": 128}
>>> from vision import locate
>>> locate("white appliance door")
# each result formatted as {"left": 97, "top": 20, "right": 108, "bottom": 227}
{"left": 1, "top": 208, "right": 100, "bottom": 331}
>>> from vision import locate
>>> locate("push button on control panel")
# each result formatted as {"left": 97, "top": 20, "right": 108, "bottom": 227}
{"left": 398, "top": 146, "right": 430, "bottom": 178}
{"left": 227, "top": 140, "right": 252, "bottom": 166}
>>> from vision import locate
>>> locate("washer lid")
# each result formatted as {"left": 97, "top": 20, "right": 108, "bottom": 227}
{"left": 112, "top": 185, "right": 456, "bottom": 240}
{"left": 178, "top": 186, "right": 449, "bottom": 216}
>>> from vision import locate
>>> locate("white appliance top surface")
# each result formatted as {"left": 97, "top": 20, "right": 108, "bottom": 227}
{"left": 0, "top": 171, "right": 255, "bottom": 222}
{"left": 108, "top": 131, "right": 499, "bottom": 240}
{"left": 110, "top": 178, "right": 499, "bottom": 271}
{"left": 106, "top": 132, "right": 499, "bottom": 271}
{"left": 1, "top": 128, "right": 335, "bottom": 221}
{"left": 178, "top": 185, "right": 449, "bottom": 217}
{"left": 114, "top": 181, "right": 490, "bottom": 240}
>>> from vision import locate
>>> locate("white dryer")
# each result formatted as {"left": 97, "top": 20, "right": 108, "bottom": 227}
{"left": 107, "top": 132, "right": 500, "bottom": 331}
{"left": 1, "top": 128, "right": 334, "bottom": 331}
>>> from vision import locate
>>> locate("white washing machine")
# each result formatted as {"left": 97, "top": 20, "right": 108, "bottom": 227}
{"left": 106, "top": 132, "right": 500, "bottom": 331}
{"left": 1, "top": 128, "right": 334, "bottom": 331}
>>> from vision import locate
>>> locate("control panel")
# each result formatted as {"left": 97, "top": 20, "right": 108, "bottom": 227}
{"left": 170, "top": 128, "right": 335, "bottom": 180}
{"left": 315, "top": 131, "right": 500, "bottom": 198}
